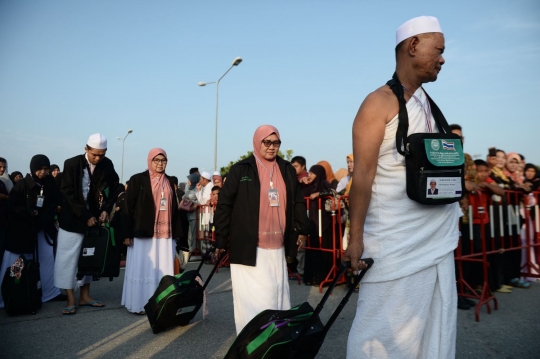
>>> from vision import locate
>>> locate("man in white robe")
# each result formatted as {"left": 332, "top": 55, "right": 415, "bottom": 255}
{"left": 196, "top": 171, "right": 213, "bottom": 254}
{"left": 344, "top": 16, "right": 460, "bottom": 359}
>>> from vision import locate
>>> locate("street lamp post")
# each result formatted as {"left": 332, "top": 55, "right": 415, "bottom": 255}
{"left": 116, "top": 129, "right": 133, "bottom": 183}
{"left": 199, "top": 56, "right": 242, "bottom": 172}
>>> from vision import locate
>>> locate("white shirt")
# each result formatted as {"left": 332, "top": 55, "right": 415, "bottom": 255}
{"left": 336, "top": 175, "right": 351, "bottom": 193}
{"left": 196, "top": 181, "right": 213, "bottom": 205}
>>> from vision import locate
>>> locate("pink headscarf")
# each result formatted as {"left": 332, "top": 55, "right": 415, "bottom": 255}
{"left": 147, "top": 148, "right": 173, "bottom": 239}
{"left": 252, "top": 125, "right": 287, "bottom": 249}
{"left": 505, "top": 152, "right": 524, "bottom": 185}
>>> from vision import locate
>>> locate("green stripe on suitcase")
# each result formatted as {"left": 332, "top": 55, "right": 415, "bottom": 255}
{"left": 246, "top": 323, "right": 278, "bottom": 355}
{"left": 155, "top": 280, "right": 192, "bottom": 303}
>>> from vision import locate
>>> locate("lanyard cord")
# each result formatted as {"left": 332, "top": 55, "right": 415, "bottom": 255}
{"left": 402, "top": 85, "right": 433, "bottom": 133}
{"left": 35, "top": 181, "right": 43, "bottom": 196}
{"left": 153, "top": 175, "right": 166, "bottom": 198}
{"left": 254, "top": 155, "right": 276, "bottom": 188}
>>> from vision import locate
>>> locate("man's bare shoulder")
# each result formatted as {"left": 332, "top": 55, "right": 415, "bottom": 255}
{"left": 363, "top": 85, "right": 396, "bottom": 108}
{"left": 358, "top": 85, "right": 398, "bottom": 123}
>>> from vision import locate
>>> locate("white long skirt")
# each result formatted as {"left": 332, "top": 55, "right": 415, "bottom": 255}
{"left": 347, "top": 252, "right": 457, "bottom": 359}
{"left": 0, "top": 230, "right": 61, "bottom": 308}
{"left": 54, "top": 228, "right": 93, "bottom": 289}
{"left": 230, "top": 247, "right": 291, "bottom": 335}
{"left": 121, "top": 237, "right": 175, "bottom": 313}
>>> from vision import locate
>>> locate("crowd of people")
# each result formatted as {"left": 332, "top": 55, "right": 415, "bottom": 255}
{"left": 450, "top": 124, "right": 540, "bottom": 310}
{"left": 0, "top": 135, "right": 234, "bottom": 316}
{"left": 2, "top": 126, "right": 535, "bottom": 317}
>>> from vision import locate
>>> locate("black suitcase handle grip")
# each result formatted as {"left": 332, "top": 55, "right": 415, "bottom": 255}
{"left": 339, "top": 258, "right": 374, "bottom": 277}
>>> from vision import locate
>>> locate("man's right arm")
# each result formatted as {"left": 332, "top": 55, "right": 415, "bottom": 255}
{"left": 343, "top": 90, "right": 392, "bottom": 274}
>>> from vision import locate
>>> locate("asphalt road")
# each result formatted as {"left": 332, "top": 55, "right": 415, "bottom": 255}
{"left": 1, "top": 263, "right": 539, "bottom": 359}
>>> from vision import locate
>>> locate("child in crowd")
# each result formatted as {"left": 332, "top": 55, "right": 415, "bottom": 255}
{"left": 210, "top": 186, "right": 220, "bottom": 206}
{"left": 524, "top": 164, "right": 540, "bottom": 192}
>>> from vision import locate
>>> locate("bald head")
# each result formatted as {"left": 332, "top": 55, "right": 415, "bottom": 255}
{"left": 395, "top": 32, "right": 445, "bottom": 84}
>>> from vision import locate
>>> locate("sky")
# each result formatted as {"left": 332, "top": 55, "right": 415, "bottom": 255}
{"left": 1, "top": 0, "right": 539, "bottom": 183}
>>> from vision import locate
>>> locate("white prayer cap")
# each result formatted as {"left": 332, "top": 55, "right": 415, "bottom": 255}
{"left": 86, "top": 133, "right": 107, "bottom": 149}
{"left": 201, "top": 171, "right": 212, "bottom": 180}
{"left": 396, "top": 16, "right": 443, "bottom": 46}
{"left": 213, "top": 171, "right": 221, "bottom": 177}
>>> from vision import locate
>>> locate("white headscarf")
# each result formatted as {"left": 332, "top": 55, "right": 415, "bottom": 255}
{"left": 0, "top": 159, "right": 13, "bottom": 192}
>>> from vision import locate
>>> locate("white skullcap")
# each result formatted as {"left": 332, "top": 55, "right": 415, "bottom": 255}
{"left": 86, "top": 133, "right": 107, "bottom": 149}
{"left": 201, "top": 171, "right": 212, "bottom": 180}
{"left": 396, "top": 16, "right": 442, "bottom": 45}
{"left": 213, "top": 171, "right": 221, "bottom": 177}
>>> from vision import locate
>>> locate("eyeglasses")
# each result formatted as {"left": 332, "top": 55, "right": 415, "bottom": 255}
{"left": 153, "top": 159, "right": 168, "bottom": 164}
{"left": 262, "top": 140, "right": 281, "bottom": 148}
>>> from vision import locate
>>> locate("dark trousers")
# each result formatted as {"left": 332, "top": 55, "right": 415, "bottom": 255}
{"left": 304, "top": 222, "right": 333, "bottom": 285}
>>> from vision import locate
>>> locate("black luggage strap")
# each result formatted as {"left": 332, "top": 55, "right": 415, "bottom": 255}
{"left": 386, "top": 72, "right": 452, "bottom": 156}
{"left": 290, "top": 258, "right": 374, "bottom": 353}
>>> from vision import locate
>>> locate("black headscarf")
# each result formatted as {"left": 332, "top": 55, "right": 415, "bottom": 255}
{"left": 9, "top": 171, "right": 23, "bottom": 183}
{"left": 306, "top": 165, "right": 328, "bottom": 194}
{"left": 524, "top": 163, "right": 538, "bottom": 183}
{"left": 303, "top": 164, "right": 331, "bottom": 231}
{"left": 30, "top": 154, "right": 50, "bottom": 185}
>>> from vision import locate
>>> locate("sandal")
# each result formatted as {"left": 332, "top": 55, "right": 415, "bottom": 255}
{"left": 62, "top": 306, "right": 77, "bottom": 315}
{"left": 509, "top": 278, "right": 531, "bottom": 289}
{"left": 79, "top": 300, "right": 105, "bottom": 307}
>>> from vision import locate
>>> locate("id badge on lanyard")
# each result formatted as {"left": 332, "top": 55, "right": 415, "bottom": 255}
{"left": 160, "top": 191, "right": 167, "bottom": 211}
{"left": 36, "top": 188, "right": 44, "bottom": 208}
{"left": 268, "top": 181, "right": 279, "bottom": 207}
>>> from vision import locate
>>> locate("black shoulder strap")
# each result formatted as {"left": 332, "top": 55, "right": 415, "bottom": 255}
{"left": 386, "top": 72, "right": 451, "bottom": 156}
{"left": 386, "top": 73, "right": 409, "bottom": 156}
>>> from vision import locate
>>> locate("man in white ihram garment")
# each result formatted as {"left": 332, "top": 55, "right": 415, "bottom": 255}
{"left": 343, "top": 16, "right": 460, "bottom": 358}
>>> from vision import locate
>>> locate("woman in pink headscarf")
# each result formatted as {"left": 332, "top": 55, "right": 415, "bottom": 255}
{"left": 121, "top": 148, "right": 188, "bottom": 314}
{"left": 214, "top": 125, "right": 310, "bottom": 334}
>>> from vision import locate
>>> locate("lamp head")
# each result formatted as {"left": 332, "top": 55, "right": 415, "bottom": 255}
{"left": 116, "top": 137, "right": 121, "bottom": 140}
{"left": 198, "top": 82, "right": 206, "bottom": 86}
{"left": 232, "top": 57, "right": 242, "bottom": 66}
{"left": 128, "top": 129, "right": 133, "bottom": 134}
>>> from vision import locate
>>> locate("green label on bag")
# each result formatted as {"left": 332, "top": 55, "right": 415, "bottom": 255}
{"left": 424, "top": 139, "right": 464, "bottom": 166}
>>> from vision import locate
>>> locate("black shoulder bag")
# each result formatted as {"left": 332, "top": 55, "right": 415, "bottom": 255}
{"left": 387, "top": 73, "right": 465, "bottom": 205}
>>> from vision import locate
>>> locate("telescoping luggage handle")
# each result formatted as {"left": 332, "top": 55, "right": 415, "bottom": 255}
{"left": 186, "top": 248, "right": 226, "bottom": 291}
{"left": 291, "top": 258, "right": 374, "bottom": 353}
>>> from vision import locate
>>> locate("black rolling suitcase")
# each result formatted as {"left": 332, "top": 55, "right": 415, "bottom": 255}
{"left": 224, "top": 258, "right": 374, "bottom": 359}
{"left": 145, "top": 250, "right": 223, "bottom": 334}
{"left": 77, "top": 223, "right": 120, "bottom": 281}
{"left": 1, "top": 254, "right": 42, "bottom": 315}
